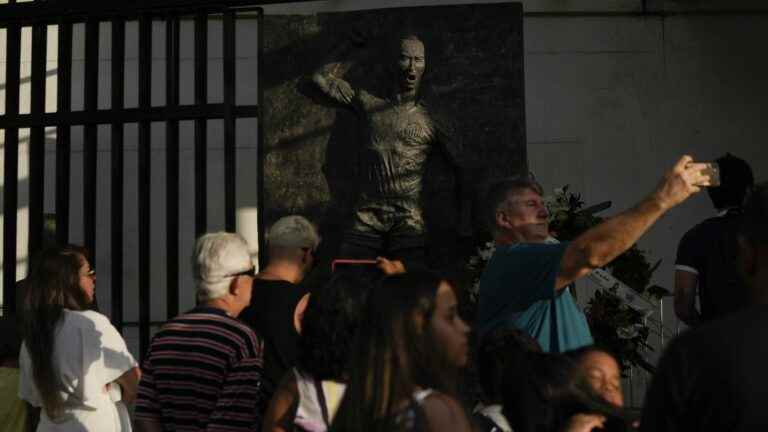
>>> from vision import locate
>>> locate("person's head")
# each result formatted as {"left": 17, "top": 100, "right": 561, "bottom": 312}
{"left": 503, "top": 352, "right": 628, "bottom": 432}
{"left": 737, "top": 182, "right": 768, "bottom": 297}
{"left": 388, "top": 31, "right": 426, "bottom": 96}
{"left": 193, "top": 232, "right": 255, "bottom": 315}
{"left": 21, "top": 246, "right": 94, "bottom": 420}
{"left": 477, "top": 327, "right": 542, "bottom": 405}
{"left": 486, "top": 176, "right": 549, "bottom": 244}
{"left": 60, "top": 244, "right": 96, "bottom": 306}
{"left": 266, "top": 215, "right": 320, "bottom": 274}
{"left": 332, "top": 271, "right": 469, "bottom": 431}
{"left": 298, "top": 273, "right": 372, "bottom": 381}
{"left": 566, "top": 346, "right": 623, "bottom": 407}
{"left": 707, "top": 153, "right": 754, "bottom": 210}
{"left": 24, "top": 247, "right": 92, "bottom": 315}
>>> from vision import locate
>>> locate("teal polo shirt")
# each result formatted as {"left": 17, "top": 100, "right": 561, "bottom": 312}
{"left": 477, "top": 242, "right": 593, "bottom": 352}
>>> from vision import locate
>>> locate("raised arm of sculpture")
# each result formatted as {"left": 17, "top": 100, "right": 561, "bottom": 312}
{"left": 310, "top": 32, "right": 366, "bottom": 108}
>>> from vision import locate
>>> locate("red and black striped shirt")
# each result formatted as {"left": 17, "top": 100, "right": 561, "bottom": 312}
{"left": 135, "top": 307, "right": 264, "bottom": 431}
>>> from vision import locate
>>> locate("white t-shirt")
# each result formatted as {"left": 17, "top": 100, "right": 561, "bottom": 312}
{"left": 19, "top": 309, "right": 137, "bottom": 431}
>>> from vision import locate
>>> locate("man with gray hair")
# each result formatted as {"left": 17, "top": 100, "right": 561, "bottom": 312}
{"left": 240, "top": 215, "right": 320, "bottom": 400}
{"left": 478, "top": 156, "right": 714, "bottom": 352}
{"left": 135, "top": 232, "right": 264, "bottom": 432}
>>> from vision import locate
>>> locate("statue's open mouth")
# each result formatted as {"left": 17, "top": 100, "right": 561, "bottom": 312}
{"left": 403, "top": 73, "right": 418, "bottom": 88}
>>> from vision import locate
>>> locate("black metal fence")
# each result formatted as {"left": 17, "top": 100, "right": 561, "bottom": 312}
{"left": 0, "top": 0, "right": 269, "bottom": 360}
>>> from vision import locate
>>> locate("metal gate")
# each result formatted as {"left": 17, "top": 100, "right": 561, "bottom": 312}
{"left": 0, "top": 0, "right": 268, "bottom": 360}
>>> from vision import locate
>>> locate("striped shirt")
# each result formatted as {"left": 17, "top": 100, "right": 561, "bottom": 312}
{"left": 135, "top": 307, "right": 265, "bottom": 432}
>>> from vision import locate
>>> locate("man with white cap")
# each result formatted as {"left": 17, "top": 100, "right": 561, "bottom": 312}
{"left": 135, "top": 232, "right": 264, "bottom": 432}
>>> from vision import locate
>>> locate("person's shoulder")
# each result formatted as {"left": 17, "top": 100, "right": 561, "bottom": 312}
{"left": 683, "top": 214, "right": 731, "bottom": 238}
{"left": 665, "top": 308, "right": 764, "bottom": 362}
{"left": 177, "top": 310, "right": 262, "bottom": 352}
{"left": 66, "top": 309, "right": 112, "bottom": 327}
{"left": 420, "top": 391, "right": 471, "bottom": 430}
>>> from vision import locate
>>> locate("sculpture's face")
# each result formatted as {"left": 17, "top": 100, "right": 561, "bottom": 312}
{"left": 395, "top": 38, "right": 426, "bottom": 93}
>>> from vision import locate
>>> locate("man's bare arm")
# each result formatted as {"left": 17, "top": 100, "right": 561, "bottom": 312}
{"left": 555, "top": 155, "right": 712, "bottom": 290}
{"left": 674, "top": 270, "right": 701, "bottom": 325}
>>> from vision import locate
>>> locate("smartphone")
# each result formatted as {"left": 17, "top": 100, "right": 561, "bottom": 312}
{"left": 331, "top": 259, "right": 378, "bottom": 272}
{"left": 687, "top": 161, "right": 721, "bottom": 187}
{"left": 700, "top": 162, "right": 721, "bottom": 187}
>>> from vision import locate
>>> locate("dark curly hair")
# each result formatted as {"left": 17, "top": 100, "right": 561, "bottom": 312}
{"left": 298, "top": 273, "right": 372, "bottom": 381}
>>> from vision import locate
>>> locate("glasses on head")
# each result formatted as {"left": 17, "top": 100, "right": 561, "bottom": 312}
{"left": 228, "top": 266, "right": 256, "bottom": 278}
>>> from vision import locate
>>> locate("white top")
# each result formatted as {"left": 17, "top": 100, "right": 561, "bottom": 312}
{"left": 475, "top": 404, "right": 513, "bottom": 432}
{"left": 293, "top": 368, "right": 347, "bottom": 432}
{"left": 19, "top": 310, "right": 137, "bottom": 431}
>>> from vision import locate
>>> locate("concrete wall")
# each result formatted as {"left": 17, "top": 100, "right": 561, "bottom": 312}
{"left": 2, "top": 0, "right": 768, "bottom": 405}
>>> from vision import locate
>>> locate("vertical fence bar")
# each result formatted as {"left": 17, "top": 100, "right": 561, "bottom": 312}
{"left": 166, "top": 16, "right": 180, "bottom": 319}
{"left": 256, "top": 8, "right": 265, "bottom": 267}
{"left": 55, "top": 21, "right": 73, "bottom": 246}
{"left": 111, "top": 18, "right": 126, "bottom": 330}
{"left": 83, "top": 19, "right": 99, "bottom": 258}
{"left": 194, "top": 13, "right": 207, "bottom": 237}
{"left": 223, "top": 10, "right": 236, "bottom": 233}
{"left": 28, "top": 24, "right": 48, "bottom": 260}
{"left": 138, "top": 14, "right": 153, "bottom": 360}
{"left": 2, "top": 25, "right": 22, "bottom": 313}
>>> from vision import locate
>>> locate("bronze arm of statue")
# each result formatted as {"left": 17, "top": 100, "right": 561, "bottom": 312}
{"left": 310, "top": 30, "right": 371, "bottom": 108}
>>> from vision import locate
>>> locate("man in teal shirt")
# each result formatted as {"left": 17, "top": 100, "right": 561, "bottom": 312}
{"left": 478, "top": 156, "right": 714, "bottom": 352}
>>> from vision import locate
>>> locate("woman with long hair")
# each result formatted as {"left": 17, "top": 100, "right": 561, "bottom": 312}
{"left": 18, "top": 246, "right": 140, "bottom": 431}
{"left": 330, "top": 271, "right": 472, "bottom": 432}
{"left": 262, "top": 273, "right": 371, "bottom": 432}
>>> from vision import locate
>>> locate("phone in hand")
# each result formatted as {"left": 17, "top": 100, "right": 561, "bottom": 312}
{"left": 699, "top": 162, "right": 721, "bottom": 187}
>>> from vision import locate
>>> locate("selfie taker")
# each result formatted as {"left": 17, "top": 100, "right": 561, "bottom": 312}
{"left": 478, "top": 155, "right": 716, "bottom": 353}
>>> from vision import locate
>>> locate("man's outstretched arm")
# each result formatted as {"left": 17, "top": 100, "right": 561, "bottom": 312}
{"left": 555, "top": 155, "right": 713, "bottom": 290}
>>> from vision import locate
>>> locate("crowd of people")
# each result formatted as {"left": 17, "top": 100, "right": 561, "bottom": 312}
{"left": 1, "top": 153, "right": 765, "bottom": 432}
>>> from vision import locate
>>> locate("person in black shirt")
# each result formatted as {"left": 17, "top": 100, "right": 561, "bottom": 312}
{"left": 642, "top": 182, "right": 768, "bottom": 431}
{"left": 674, "top": 153, "right": 754, "bottom": 325}
{"left": 240, "top": 215, "right": 321, "bottom": 403}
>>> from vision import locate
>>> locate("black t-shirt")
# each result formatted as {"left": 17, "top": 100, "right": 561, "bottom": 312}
{"left": 641, "top": 305, "right": 768, "bottom": 431}
{"left": 239, "top": 278, "right": 308, "bottom": 394}
{"left": 675, "top": 209, "right": 748, "bottom": 321}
